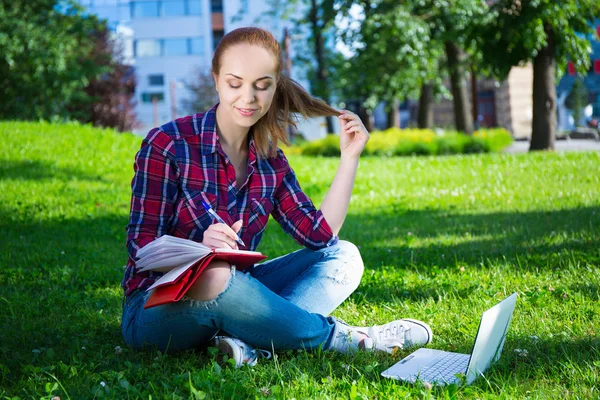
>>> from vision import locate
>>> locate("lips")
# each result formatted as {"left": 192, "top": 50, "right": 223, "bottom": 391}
{"left": 235, "top": 107, "right": 258, "bottom": 117}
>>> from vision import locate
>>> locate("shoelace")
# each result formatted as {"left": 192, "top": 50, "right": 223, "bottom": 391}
{"left": 374, "top": 322, "right": 410, "bottom": 347}
{"left": 246, "top": 347, "right": 272, "bottom": 363}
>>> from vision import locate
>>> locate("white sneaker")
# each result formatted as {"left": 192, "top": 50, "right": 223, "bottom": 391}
{"left": 213, "top": 336, "right": 271, "bottom": 368}
{"left": 359, "top": 319, "right": 433, "bottom": 353}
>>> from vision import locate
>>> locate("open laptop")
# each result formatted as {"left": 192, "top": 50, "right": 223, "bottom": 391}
{"left": 381, "top": 293, "right": 517, "bottom": 386}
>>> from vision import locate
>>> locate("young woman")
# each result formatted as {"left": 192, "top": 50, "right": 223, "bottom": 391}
{"left": 121, "top": 27, "right": 432, "bottom": 367}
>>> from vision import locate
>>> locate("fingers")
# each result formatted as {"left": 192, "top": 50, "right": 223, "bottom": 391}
{"left": 203, "top": 223, "right": 239, "bottom": 249}
{"left": 231, "top": 219, "right": 243, "bottom": 233}
{"left": 343, "top": 120, "right": 362, "bottom": 131}
{"left": 338, "top": 110, "right": 359, "bottom": 121}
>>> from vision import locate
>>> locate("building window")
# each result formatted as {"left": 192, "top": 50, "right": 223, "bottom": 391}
{"left": 135, "top": 39, "right": 161, "bottom": 57}
{"left": 189, "top": 37, "right": 204, "bottom": 55}
{"left": 131, "top": 0, "right": 202, "bottom": 18}
{"left": 567, "top": 61, "right": 576, "bottom": 76}
{"left": 212, "top": 30, "right": 224, "bottom": 51}
{"left": 136, "top": 37, "right": 204, "bottom": 57}
{"left": 132, "top": 2, "right": 159, "bottom": 17}
{"left": 162, "top": 0, "right": 186, "bottom": 16}
{"left": 142, "top": 92, "right": 165, "bottom": 103}
{"left": 211, "top": 0, "right": 223, "bottom": 12}
{"left": 148, "top": 74, "right": 165, "bottom": 86}
{"left": 164, "top": 38, "right": 188, "bottom": 56}
{"left": 594, "top": 60, "right": 600, "bottom": 75}
{"left": 188, "top": 0, "right": 202, "bottom": 15}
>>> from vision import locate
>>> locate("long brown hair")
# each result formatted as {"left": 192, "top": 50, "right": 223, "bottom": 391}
{"left": 212, "top": 27, "right": 340, "bottom": 158}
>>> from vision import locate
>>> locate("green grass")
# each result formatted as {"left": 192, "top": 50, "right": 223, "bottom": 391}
{"left": 1, "top": 121, "right": 599, "bottom": 399}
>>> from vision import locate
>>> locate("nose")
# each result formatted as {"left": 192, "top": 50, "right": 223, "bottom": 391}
{"left": 241, "top": 86, "right": 256, "bottom": 104}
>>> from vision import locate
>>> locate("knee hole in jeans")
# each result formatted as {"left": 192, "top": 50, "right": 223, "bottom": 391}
{"left": 185, "top": 260, "right": 232, "bottom": 301}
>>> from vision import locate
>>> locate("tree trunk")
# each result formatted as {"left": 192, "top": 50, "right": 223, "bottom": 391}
{"left": 356, "top": 104, "right": 374, "bottom": 132}
{"left": 530, "top": 25, "right": 556, "bottom": 151}
{"left": 471, "top": 65, "right": 479, "bottom": 130}
{"left": 445, "top": 41, "right": 473, "bottom": 134}
{"left": 386, "top": 98, "right": 400, "bottom": 128}
{"left": 418, "top": 83, "right": 434, "bottom": 129}
{"left": 309, "top": 0, "right": 335, "bottom": 134}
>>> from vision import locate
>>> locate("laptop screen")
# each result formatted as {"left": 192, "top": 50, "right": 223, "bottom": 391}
{"left": 464, "top": 293, "right": 517, "bottom": 385}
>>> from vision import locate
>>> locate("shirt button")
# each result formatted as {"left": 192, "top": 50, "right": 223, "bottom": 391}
{"left": 229, "top": 209, "right": 235, "bottom": 216}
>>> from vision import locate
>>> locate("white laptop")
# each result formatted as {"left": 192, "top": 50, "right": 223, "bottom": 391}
{"left": 381, "top": 293, "right": 517, "bottom": 386}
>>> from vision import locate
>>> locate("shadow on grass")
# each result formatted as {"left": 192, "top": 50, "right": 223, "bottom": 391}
{"left": 0, "top": 159, "right": 105, "bottom": 182}
{"left": 341, "top": 205, "right": 600, "bottom": 271}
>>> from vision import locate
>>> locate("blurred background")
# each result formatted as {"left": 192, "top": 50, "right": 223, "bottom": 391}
{"left": 1, "top": 0, "right": 599, "bottom": 149}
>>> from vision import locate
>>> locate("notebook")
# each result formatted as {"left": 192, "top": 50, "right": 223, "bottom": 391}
{"left": 135, "top": 235, "right": 267, "bottom": 309}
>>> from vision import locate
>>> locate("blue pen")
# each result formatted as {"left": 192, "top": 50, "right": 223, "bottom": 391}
{"left": 201, "top": 200, "right": 246, "bottom": 247}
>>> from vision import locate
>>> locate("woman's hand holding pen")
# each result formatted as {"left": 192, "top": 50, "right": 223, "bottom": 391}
{"left": 202, "top": 220, "right": 243, "bottom": 249}
{"left": 338, "top": 110, "right": 370, "bottom": 159}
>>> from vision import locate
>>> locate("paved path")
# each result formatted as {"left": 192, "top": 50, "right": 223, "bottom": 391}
{"left": 504, "top": 139, "right": 600, "bottom": 153}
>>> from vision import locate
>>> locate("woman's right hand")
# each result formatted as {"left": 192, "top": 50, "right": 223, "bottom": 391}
{"left": 202, "top": 220, "right": 243, "bottom": 249}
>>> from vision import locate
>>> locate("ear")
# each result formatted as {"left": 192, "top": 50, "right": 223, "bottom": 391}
{"left": 213, "top": 72, "right": 219, "bottom": 92}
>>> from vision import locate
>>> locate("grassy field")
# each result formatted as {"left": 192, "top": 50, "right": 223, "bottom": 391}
{"left": 0, "top": 121, "right": 599, "bottom": 399}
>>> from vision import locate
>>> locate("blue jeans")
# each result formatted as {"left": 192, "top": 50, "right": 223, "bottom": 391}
{"left": 121, "top": 240, "right": 364, "bottom": 352}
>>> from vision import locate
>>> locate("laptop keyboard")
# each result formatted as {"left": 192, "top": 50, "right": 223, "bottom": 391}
{"left": 418, "top": 352, "right": 469, "bottom": 383}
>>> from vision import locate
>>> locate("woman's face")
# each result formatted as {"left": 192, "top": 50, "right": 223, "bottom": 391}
{"left": 214, "top": 44, "right": 278, "bottom": 130}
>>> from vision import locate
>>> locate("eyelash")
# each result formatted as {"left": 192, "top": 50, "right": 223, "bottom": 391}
{"left": 229, "top": 84, "right": 270, "bottom": 91}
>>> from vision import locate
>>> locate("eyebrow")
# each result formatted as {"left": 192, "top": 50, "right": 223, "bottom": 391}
{"left": 226, "top": 73, "right": 273, "bottom": 82}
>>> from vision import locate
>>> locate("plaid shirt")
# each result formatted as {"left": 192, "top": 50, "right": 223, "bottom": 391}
{"left": 122, "top": 105, "right": 338, "bottom": 295}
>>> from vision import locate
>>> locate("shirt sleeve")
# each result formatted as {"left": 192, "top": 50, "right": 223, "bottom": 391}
{"left": 271, "top": 151, "right": 338, "bottom": 250}
{"left": 126, "top": 129, "right": 180, "bottom": 263}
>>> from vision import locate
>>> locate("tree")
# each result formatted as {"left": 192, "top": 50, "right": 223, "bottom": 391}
{"left": 409, "top": 0, "right": 489, "bottom": 134}
{"left": 82, "top": 25, "right": 137, "bottom": 132}
{"left": 0, "top": 0, "right": 107, "bottom": 121}
{"left": 478, "top": 0, "right": 600, "bottom": 150}
{"left": 182, "top": 68, "right": 219, "bottom": 115}
{"left": 335, "top": 1, "right": 442, "bottom": 130}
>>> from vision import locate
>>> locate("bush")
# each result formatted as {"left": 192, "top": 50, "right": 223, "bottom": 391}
{"left": 297, "top": 127, "right": 513, "bottom": 157}
{"left": 300, "top": 134, "right": 340, "bottom": 157}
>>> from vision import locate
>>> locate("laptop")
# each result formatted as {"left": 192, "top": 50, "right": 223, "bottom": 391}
{"left": 381, "top": 292, "right": 517, "bottom": 386}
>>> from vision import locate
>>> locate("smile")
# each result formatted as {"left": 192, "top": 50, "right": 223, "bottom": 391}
{"left": 235, "top": 107, "right": 258, "bottom": 117}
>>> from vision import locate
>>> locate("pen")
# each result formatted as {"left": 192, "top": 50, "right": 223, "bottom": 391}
{"left": 200, "top": 200, "right": 246, "bottom": 247}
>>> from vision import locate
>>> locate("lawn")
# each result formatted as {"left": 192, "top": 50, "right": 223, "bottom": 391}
{"left": 0, "top": 121, "right": 599, "bottom": 399}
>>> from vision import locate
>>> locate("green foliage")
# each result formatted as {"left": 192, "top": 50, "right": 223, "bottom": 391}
{"left": 0, "top": 0, "right": 108, "bottom": 121}
{"left": 298, "top": 128, "right": 513, "bottom": 157}
{"left": 478, "top": 0, "right": 600, "bottom": 79}
{"left": 299, "top": 134, "right": 341, "bottom": 157}
{"left": 335, "top": 3, "right": 441, "bottom": 110}
{"left": 1, "top": 121, "right": 600, "bottom": 398}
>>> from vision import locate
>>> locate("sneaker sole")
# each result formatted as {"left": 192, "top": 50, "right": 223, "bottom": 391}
{"left": 401, "top": 318, "right": 433, "bottom": 346}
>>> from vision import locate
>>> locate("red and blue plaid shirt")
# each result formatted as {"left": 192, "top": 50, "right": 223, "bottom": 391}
{"left": 122, "top": 104, "right": 338, "bottom": 295}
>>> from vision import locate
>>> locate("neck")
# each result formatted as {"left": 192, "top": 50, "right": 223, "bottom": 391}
{"left": 215, "top": 104, "right": 250, "bottom": 153}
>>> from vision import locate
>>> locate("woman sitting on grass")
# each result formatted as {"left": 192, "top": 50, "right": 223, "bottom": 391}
{"left": 121, "top": 26, "right": 432, "bottom": 367}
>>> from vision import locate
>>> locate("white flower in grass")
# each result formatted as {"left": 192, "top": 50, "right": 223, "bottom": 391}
{"left": 51, "top": 397, "right": 60, "bottom": 400}
{"left": 514, "top": 348, "right": 528, "bottom": 357}
{"left": 100, "top": 381, "right": 106, "bottom": 388}
{"left": 114, "top": 346, "right": 122, "bottom": 355}
{"left": 529, "top": 335, "right": 539, "bottom": 341}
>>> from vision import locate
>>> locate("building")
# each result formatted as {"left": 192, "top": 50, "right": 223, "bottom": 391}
{"left": 76, "top": 0, "right": 334, "bottom": 138}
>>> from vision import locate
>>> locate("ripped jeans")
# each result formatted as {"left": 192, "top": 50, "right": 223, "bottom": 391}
{"left": 121, "top": 240, "right": 364, "bottom": 352}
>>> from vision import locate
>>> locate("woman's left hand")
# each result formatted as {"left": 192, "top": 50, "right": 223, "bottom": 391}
{"left": 338, "top": 110, "right": 370, "bottom": 159}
